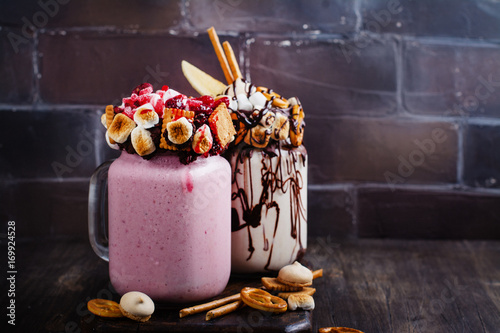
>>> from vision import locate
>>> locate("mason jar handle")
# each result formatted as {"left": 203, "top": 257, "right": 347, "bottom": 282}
{"left": 88, "top": 160, "right": 114, "bottom": 262}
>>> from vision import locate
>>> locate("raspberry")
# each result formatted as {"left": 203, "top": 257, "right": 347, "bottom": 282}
{"left": 114, "top": 106, "right": 124, "bottom": 113}
{"left": 139, "top": 86, "right": 154, "bottom": 95}
{"left": 166, "top": 95, "right": 187, "bottom": 109}
{"left": 161, "top": 85, "right": 169, "bottom": 91}
{"left": 156, "top": 90, "right": 165, "bottom": 99}
{"left": 123, "top": 94, "right": 140, "bottom": 108}
{"left": 193, "top": 112, "right": 210, "bottom": 129}
{"left": 131, "top": 83, "right": 153, "bottom": 95}
{"left": 187, "top": 98, "right": 211, "bottom": 112}
{"left": 197, "top": 95, "right": 215, "bottom": 109}
{"left": 137, "top": 93, "right": 152, "bottom": 105}
{"left": 123, "top": 106, "right": 135, "bottom": 119}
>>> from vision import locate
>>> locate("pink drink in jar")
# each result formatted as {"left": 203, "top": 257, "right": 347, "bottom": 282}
{"left": 89, "top": 83, "right": 235, "bottom": 303}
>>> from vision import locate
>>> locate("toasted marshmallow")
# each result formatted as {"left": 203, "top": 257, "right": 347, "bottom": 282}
{"left": 244, "top": 125, "right": 271, "bottom": 148}
{"left": 236, "top": 94, "right": 253, "bottom": 112}
{"left": 192, "top": 124, "right": 213, "bottom": 154}
{"left": 131, "top": 126, "right": 156, "bottom": 156}
{"left": 288, "top": 294, "right": 315, "bottom": 311}
{"left": 105, "top": 131, "right": 119, "bottom": 150}
{"left": 108, "top": 113, "right": 136, "bottom": 143}
{"left": 271, "top": 112, "right": 290, "bottom": 141}
{"left": 260, "top": 111, "right": 276, "bottom": 128}
{"left": 167, "top": 117, "right": 193, "bottom": 145}
{"left": 134, "top": 103, "right": 159, "bottom": 129}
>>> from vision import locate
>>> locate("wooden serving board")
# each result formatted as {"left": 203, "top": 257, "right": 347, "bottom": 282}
{"left": 80, "top": 277, "right": 312, "bottom": 333}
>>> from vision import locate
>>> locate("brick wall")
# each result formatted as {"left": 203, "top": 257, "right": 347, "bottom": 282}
{"left": 1, "top": 0, "right": 499, "bottom": 239}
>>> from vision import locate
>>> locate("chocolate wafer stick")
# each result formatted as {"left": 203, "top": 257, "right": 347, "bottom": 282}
{"left": 207, "top": 27, "right": 234, "bottom": 84}
{"left": 222, "top": 41, "right": 242, "bottom": 80}
{"left": 179, "top": 293, "right": 241, "bottom": 318}
{"left": 205, "top": 300, "right": 245, "bottom": 321}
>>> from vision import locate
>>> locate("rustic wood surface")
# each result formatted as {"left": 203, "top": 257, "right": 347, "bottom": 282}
{"left": 1, "top": 238, "right": 499, "bottom": 332}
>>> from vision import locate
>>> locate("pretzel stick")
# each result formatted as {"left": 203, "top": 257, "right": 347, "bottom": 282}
{"left": 205, "top": 300, "right": 245, "bottom": 321}
{"left": 179, "top": 293, "right": 241, "bottom": 318}
{"left": 207, "top": 27, "right": 234, "bottom": 85}
{"left": 312, "top": 269, "right": 323, "bottom": 279}
{"left": 222, "top": 41, "right": 242, "bottom": 80}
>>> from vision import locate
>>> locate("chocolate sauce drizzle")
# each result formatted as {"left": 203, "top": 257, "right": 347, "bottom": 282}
{"left": 229, "top": 143, "right": 307, "bottom": 271}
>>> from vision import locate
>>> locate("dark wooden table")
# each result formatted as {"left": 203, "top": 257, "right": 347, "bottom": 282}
{"left": 2, "top": 237, "right": 499, "bottom": 332}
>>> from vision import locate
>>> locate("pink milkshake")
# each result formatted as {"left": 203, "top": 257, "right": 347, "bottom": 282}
{"left": 107, "top": 151, "right": 231, "bottom": 303}
{"left": 89, "top": 82, "right": 236, "bottom": 303}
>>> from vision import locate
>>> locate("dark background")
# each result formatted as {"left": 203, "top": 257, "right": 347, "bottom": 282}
{"left": 1, "top": 0, "right": 500, "bottom": 240}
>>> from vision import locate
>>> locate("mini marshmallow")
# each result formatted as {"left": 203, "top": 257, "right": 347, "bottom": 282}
{"left": 245, "top": 81, "right": 257, "bottom": 95}
{"left": 249, "top": 92, "right": 268, "bottom": 109}
{"left": 287, "top": 97, "right": 300, "bottom": 106}
{"left": 134, "top": 103, "right": 159, "bottom": 129}
{"left": 228, "top": 97, "right": 238, "bottom": 111}
{"left": 233, "top": 78, "right": 246, "bottom": 96}
{"left": 131, "top": 126, "right": 156, "bottom": 156}
{"left": 224, "top": 84, "right": 234, "bottom": 97}
{"left": 236, "top": 94, "right": 253, "bottom": 112}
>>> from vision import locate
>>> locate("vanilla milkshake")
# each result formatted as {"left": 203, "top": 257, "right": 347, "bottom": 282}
{"left": 220, "top": 79, "right": 308, "bottom": 273}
